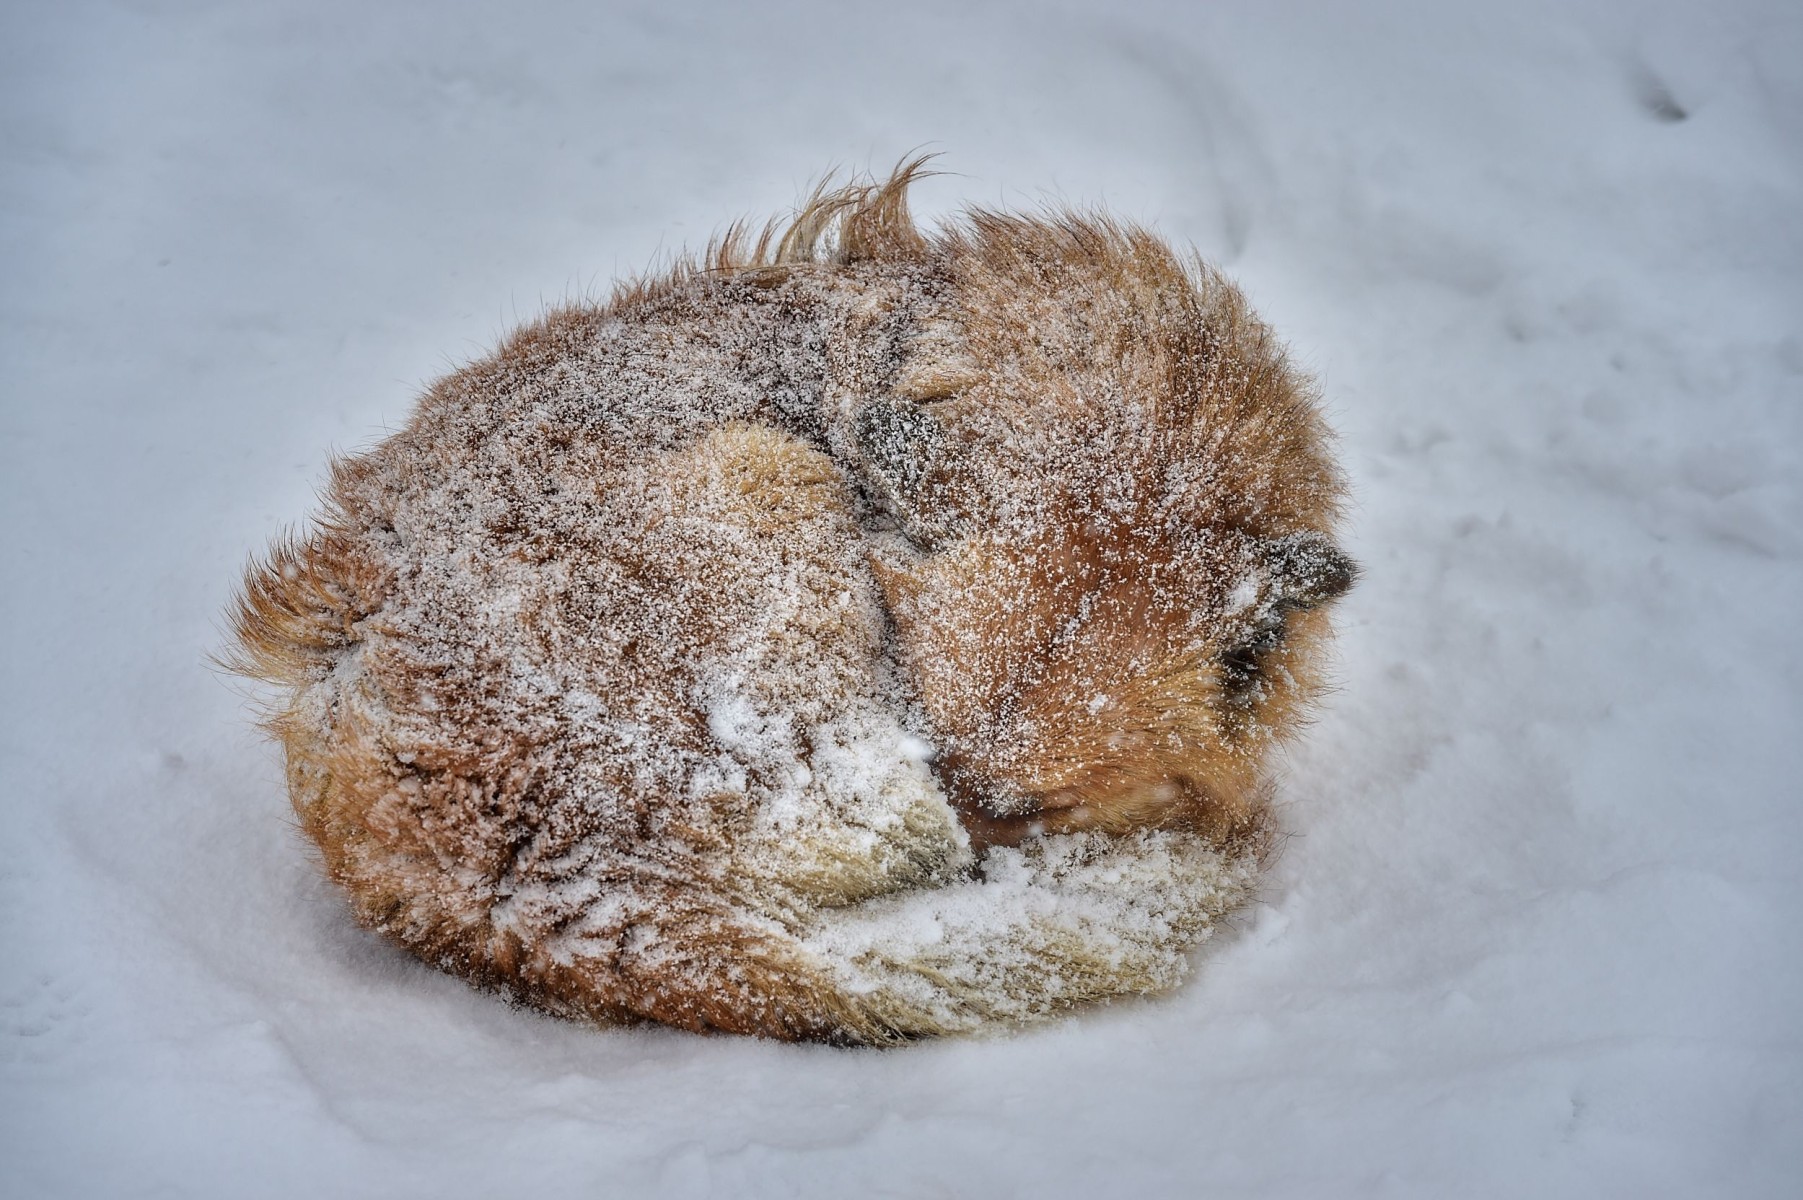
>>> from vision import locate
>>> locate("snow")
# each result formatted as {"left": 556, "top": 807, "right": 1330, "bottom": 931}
{"left": 3, "top": 0, "right": 1800, "bottom": 1194}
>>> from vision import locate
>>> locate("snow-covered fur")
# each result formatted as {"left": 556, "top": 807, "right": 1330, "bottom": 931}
{"left": 228, "top": 161, "right": 1354, "bottom": 1043}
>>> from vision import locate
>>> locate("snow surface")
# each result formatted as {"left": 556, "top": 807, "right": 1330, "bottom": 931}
{"left": 3, "top": 0, "right": 1800, "bottom": 1195}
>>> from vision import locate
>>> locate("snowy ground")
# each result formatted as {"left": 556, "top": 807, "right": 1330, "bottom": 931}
{"left": 4, "top": 0, "right": 1801, "bottom": 1195}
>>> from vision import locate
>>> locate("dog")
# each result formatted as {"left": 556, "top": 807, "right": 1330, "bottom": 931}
{"left": 229, "top": 160, "right": 1354, "bottom": 1042}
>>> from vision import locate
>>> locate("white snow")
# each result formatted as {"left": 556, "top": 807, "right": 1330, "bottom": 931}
{"left": 3, "top": 0, "right": 1800, "bottom": 1195}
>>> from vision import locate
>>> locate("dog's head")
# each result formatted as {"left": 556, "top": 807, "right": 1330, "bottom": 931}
{"left": 858, "top": 216, "right": 1355, "bottom": 844}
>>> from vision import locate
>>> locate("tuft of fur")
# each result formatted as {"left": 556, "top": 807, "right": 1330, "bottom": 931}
{"left": 227, "top": 160, "right": 1354, "bottom": 1043}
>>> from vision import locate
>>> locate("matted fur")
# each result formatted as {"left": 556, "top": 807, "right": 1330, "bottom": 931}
{"left": 228, "top": 161, "right": 1354, "bottom": 1043}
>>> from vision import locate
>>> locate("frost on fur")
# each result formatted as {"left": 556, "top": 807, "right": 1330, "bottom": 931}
{"left": 227, "top": 160, "right": 1354, "bottom": 1043}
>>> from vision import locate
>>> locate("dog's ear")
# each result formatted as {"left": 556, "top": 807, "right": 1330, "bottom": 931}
{"left": 855, "top": 399, "right": 962, "bottom": 547}
{"left": 1263, "top": 530, "right": 1358, "bottom": 612}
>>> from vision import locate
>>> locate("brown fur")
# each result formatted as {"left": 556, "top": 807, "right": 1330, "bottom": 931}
{"left": 227, "top": 160, "right": 1354, "bottom": 1043}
